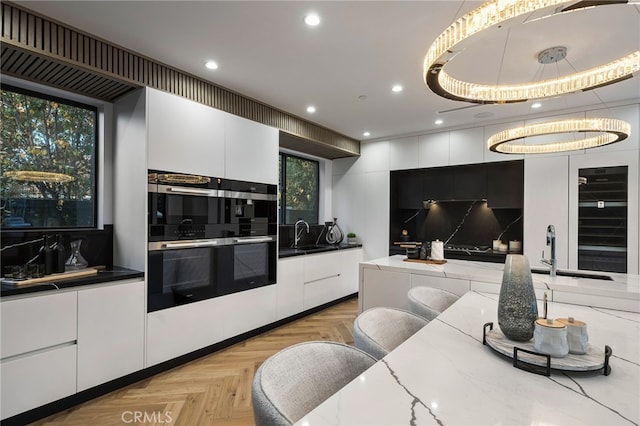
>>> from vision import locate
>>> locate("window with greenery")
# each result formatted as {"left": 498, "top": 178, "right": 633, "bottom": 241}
{"left": 1, "top": 85, "right": 97, "bottom": 229}
{"left": 279, "top": 153, "right": 319, "bottom": 224}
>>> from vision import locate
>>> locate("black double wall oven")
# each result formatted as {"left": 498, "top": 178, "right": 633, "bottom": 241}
{"left": 147, "top": 171, "right": 277, "bottom": 312}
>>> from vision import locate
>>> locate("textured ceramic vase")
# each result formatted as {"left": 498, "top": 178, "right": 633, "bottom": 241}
{"left": 498, "top": 254, "right": 538, "bottom": 342}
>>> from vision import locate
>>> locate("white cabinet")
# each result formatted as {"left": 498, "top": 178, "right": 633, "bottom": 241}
{"left": 1, "top": 345, "right": 77, "bottom": 420}
{"left": 303, "top": 249, "right": 362, "bottom": 310}
{"left": 449, "top": 127, "right": 484, "bottom": 166}
{"left": 1, "top": 292, "right": 78, "bottom": 420}
{"left": 389, "top": 136, "right": 420, "bottom": 170}
{"left": 147, "top": 88, "right": 225, "bottom": 177}
{"left": 224, "top": 113, "right": 278, "bottom": 184}
{"left": 523, "top": 156, "right": 569, "bottom": 270}
{"left": 77, "top": 279, "right": 145, "bottom": 391}
{"left": 146, "top": 285, "right": 277, "bottom": 367}
{"left": 276, "top": 256, "right": 305, "bottom": 320}
{"left": 419, "top": 133, "right": 449, "bottom": 168}
{"left": 1, "top": 292, "right": 77, "bottom": 358}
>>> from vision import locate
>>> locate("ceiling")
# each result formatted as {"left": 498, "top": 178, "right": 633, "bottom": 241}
{"left": 13, "top": 0, "right": 640, "bottom": 142}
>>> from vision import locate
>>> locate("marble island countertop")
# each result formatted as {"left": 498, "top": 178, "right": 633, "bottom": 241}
{"left": 298, "top": 291, "right": 640, "bottom": 425}
{"left": 361, "top": 255, "right": 640, "bottom": 312}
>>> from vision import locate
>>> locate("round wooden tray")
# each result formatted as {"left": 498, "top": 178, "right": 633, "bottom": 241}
{"left": 482, "top": 322, "right": 611, "bottom": 376}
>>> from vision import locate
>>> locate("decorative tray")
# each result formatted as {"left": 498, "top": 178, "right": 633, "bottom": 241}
{"left": 482, "top": 322, "right": 611, "bottom": 376}
{"left": 1, "top": 268, "right": 98, "bottom": 286}
{"left": 403, "top": 258, "right": 447, "bottom": 265}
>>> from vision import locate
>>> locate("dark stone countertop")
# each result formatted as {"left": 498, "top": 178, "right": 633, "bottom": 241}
{"left": 0, "top": 266, "right": 144, "bottom": 297}
{"left": 279, "top": 243, "right": 362, "bottom": 259}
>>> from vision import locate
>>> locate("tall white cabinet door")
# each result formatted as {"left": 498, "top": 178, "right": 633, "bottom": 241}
{"left": 77, "top": 280, "right": 145, "bottom": 391}
{"left": 224, "top": 113, "right": 278, "bottom": 184}
{"left": 147, "top": 88, "right": 225, "bottom": 177}
{"left": 523, "top": 156, "right": 569, "bottom": 270}
{"left": 277, "top": 257, "right": 305, "bottom": 320}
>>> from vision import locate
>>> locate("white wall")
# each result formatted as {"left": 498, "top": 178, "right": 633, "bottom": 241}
{"left": 333, "top": 102, "right": 640, "bottom": 274}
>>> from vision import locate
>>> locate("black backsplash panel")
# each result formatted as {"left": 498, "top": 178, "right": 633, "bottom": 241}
{"left": 279, "top": 222, "right": 347, "bottom": 248}
{"left": 390, "top": 161, "right": 524, "bottom": 256}
{"left": 391, "top": 202, "right": 522, "bottom": 246}
{"left": 1, "top": 225, "right": 114, "bottom": 270}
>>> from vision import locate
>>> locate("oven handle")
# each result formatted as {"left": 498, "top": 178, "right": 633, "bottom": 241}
{"left": 162, "top": 240, "right": 219, "bottom": 249}
{"left": 165, "top": 186, "right": 218, "bottom": 196}
{"left": 233, "top": 237, "right": 274, "bottom": 244}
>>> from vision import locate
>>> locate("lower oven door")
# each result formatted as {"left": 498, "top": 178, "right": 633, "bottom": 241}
{"left": 147, "top": 238, "right": 276, "bottom": 312}
{"left": 217, "top": 239, "right": 276, "bottom": 296}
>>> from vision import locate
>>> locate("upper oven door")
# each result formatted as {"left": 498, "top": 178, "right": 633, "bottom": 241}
{"left": 148, "top": 184, "right": 226, "bottom": 241}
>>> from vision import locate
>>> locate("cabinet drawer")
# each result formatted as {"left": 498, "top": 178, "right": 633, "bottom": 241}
{"left": 1, "top": 344, "right": 77, "bottom": 419}
{"left": 304, "top": 251, "right": 341, "bottom": 283}
{"left": 303, "top": 275, "right": 343, "bottom": 310}
{"left": 1, "top": 292, "right": 77, "bottom": 359}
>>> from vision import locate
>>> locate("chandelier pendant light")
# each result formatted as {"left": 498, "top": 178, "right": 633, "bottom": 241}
{"left": 423, "top": 0, "right": 640, "bottom": 104}
{"left": 487, "top": 118, "right": 631, "bottom": 154}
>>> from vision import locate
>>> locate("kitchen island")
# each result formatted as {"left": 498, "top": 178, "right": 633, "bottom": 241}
{"left": 359, "top": 255, "right": 640, "bottom": 313}
{"left": 298, "top": 291, "right": 640, "bottom": 425}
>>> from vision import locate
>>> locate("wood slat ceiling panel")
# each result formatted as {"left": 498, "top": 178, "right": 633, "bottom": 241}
{"left": 1, "top": 45, "right": 138, "bottom": 101}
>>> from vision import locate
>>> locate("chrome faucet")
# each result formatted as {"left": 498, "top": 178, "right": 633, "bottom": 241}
{"left": 541, "top": 224, "right": 557, "bottom": 277}
{"left": 294, "top": 219, "right": 310, "bottom": 248}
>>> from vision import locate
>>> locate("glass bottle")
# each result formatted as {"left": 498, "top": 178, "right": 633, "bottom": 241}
{"left": 39, "top": 235, "right": 54, "bottom": 275}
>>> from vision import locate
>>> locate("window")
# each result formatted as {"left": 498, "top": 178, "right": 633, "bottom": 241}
{"left": 1, "top": 85, "right": 98, "bottom": 229}
{"left": 279, "top": 153, "right": 319, "bottom": 224}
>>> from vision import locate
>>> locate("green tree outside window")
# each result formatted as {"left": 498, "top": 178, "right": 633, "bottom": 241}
{"left": 1, "top": 86, "right": 97, "bottom": 228}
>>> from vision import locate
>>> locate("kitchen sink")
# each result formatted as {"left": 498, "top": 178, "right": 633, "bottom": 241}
{"left": 531, "top": 268, "right": 613, "bottom": 281}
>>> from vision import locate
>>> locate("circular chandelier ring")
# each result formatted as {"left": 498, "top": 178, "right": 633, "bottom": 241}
{"left": 423, "top": 0, "right": 640, "bottom": 103}
{"left": 487, "top": 118, "right": 631, "bottom": 154}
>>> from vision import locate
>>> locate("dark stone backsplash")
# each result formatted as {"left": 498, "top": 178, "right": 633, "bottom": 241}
{"left": 1, "top": 225, "right": 114, "bottom": 270}
{"left": 279, "top": 222, "right": 347, "bottom": 249}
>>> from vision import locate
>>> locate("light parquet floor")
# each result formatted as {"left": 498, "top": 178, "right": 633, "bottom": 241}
{"left": 34, "top": 297, "right": 358, "bottom": 426}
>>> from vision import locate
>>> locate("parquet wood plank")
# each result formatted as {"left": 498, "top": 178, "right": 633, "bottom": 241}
{"left": 33, "top": 297, "right": 358, "bottom": 425}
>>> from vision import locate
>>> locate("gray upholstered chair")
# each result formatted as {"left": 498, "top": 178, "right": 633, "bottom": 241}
{"left": 407, "top": 286, "right": 460, "bottom": 321}
{"left": 353, "top": 307, "right": 428, "bottom": 360}
{"left": 251, "top": 341, "right": 376, "bottom": 426}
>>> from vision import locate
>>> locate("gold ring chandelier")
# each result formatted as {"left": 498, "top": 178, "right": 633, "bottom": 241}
{"left": 423, "top": 0, "right": 640, "bottom": 104}
{"left": 487, "top": 118, "right": 631, "bottom": 154}
{"left": 5, "top": 171, "right": 75, "bottom": 183}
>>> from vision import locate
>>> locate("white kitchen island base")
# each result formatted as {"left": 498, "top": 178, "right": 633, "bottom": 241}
{"left": 359, "top": 255, "right": 640, "bottom": 313}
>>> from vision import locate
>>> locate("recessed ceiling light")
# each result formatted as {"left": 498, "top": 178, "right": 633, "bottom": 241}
{"left": 392, "top": 85, "right": 403, "bottom": 93}
{"left": 304, "top": 13, "right": 320, "bottom": 26}
{"left": 363, "top": 131, "right": 371, "bottom": 137}
{"left": 435, "top": 119, "right": 443, "bottom": 125}
{"left": 531, "top": 102, "right": 542, "bottom": 109}
{"left": 306, "top": 106, "right": 316, "bottom": 113}
{"left": 205, "top": 61, "right": 218, "bottom": 70}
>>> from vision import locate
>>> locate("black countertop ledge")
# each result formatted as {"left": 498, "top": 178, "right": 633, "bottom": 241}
{"left": 1, "top": 266, "right": 144, "bottom": 297}
{"left": 279, "top": 243, "right": 362, "bottom": 258}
